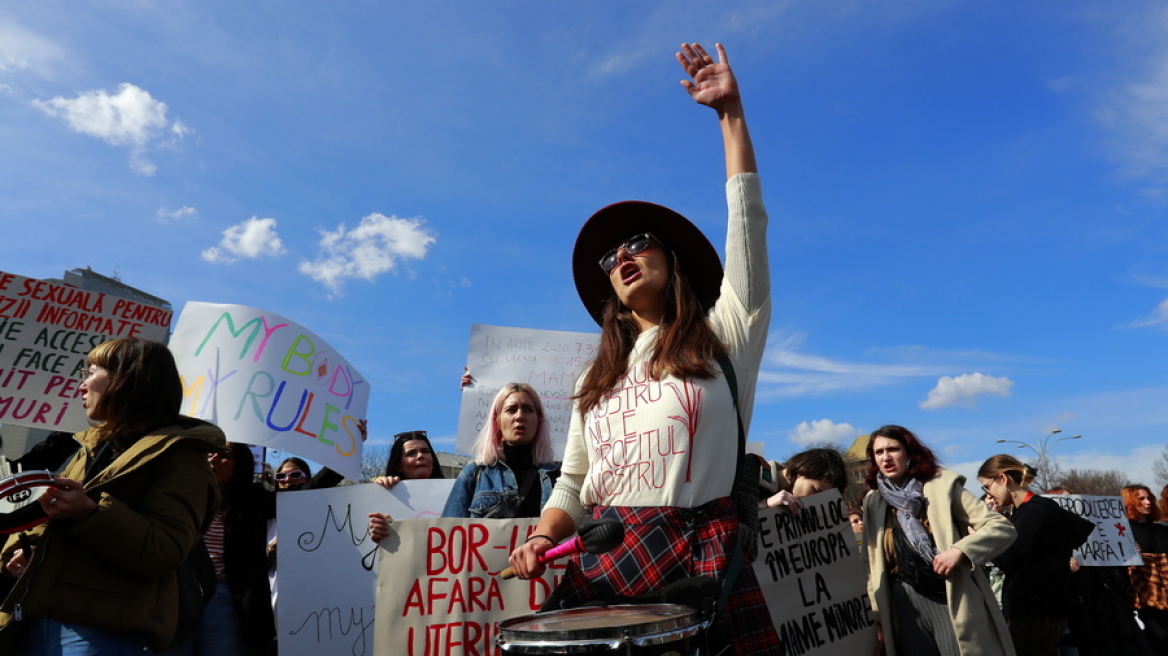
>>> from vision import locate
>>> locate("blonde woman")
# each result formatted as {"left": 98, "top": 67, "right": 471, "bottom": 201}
{"left": 442, "top": 383, "right": 557, "bottom": 519}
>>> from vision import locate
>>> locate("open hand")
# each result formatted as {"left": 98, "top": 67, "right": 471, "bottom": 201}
{"left": 677, "top": 43, "right": 740, "bottom": 112}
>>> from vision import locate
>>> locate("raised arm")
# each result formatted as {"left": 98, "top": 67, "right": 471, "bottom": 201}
{"left": 677, "top": 43, "right": 757, "bottom": 178}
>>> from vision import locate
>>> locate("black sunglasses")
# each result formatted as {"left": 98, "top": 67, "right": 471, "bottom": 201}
{"left": 394, "top": 430, "right": 428, "bottom": 442}
{"left": 598, "top": 233, "right": 656, "bottom": 273}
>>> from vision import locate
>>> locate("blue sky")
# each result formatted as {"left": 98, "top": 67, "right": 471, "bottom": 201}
{"left": 2, "top": 1, "right": 1166, "bottom": 487}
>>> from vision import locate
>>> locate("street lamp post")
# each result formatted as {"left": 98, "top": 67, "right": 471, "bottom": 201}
{"left": 995, "top": 429, "right": 1083, "bottom": 491}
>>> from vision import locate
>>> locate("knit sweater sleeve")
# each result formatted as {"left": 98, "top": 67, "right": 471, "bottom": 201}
{"left": 710, "top": 171, "right": 771, "bottom": 436}
{"left": 722, "top": 172, "right": 769, "bottom": 313}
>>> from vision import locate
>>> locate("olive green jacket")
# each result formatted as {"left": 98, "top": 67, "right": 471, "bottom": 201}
{"left": 0, "top": 417, "right": 225, "bottom": 653}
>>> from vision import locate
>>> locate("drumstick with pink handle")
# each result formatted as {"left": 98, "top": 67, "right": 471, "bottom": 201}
{"left": 500, "top": 519, "right": 625, "bottom": 580}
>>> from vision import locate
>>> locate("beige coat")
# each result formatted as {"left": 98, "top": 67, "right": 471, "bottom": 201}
{"left": 862, "top": 469, "right": 1016, "bottom": 656}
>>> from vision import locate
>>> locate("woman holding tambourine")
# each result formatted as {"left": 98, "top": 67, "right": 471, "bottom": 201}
{"left": 0, "top": 338, "right": 225, "bottom": 655}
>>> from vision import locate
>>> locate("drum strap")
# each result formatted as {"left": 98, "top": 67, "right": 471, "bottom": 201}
{"left": 714, "top": 353, "right": 753, "bottom": 618}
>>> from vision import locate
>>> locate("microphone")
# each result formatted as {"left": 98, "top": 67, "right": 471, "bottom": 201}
{"left": 500, "top": 519, "right": 624, "bottom": 579}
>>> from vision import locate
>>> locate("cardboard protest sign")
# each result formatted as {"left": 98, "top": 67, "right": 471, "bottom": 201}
{"left": 0, "top": 269, "right": 171, "bottom": 431}
{"left": 754, "top": 490, "right": 877, "bottom": 656}
{"left": 375, "top": 517, "right": 564, "bottom": 656}
{"left": 1045, "top": 494, "right": 1142, "bottom": 566}
{"left": 171, "top": 302, "right": 369, "bottom": 481}
{"left": 457, "top": 324, "right": 599, "bottom": 459}
{"left": 277, "top": 480, "right": 453, "bottom": 656}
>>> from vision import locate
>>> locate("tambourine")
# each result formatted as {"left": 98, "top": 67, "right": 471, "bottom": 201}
{"left": 0, "top": 471, "right": 63, "bottom": 534}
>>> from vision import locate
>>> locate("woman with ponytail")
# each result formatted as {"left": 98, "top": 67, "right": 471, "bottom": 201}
{"left": 977, "top": 454, "right": 1093, "bottom": 656}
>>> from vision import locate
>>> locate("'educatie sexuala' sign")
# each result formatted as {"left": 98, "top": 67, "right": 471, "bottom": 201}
{"left": 0, "top": 269, "right": 170, "bottom": 432}
{"left": 170, "top": 302, "right": 369, "bottom": 481}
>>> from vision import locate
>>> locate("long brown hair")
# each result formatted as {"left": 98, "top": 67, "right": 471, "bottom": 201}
{"left": 87, "top": 338, "right": 183, "bottom": 442}
{"left": 576, "top": 256, "right": 726, "bottom": 414}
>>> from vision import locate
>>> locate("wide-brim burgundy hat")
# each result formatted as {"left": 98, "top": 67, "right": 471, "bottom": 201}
{"left": 572, "top": 200, "right": 723, "bottom": 325}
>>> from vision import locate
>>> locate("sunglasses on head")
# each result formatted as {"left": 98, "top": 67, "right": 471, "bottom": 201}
{"left": 275, "top": 470, "right": 307, "bottom": 482}
{"left": 598, "top": 233, "right": 657, "bottom": 273}
{"left": 395, "top": 430, "right": 428, "bottom": 442}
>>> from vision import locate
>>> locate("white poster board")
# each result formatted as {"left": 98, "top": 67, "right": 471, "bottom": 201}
{"left": 753, "top": 490, "right": 877, "bottom": 656}
{"left": 171, "top": 301, "right": 369, "bottom": 481}
{"left": 0, "top": 269, "right": 170, "bottom": 432}
{"left": 1045, "top": 494, "right": 1143, "bottom": 566}
{"left": 374, "top": 517, "right": 565, "bottom": 655}
{"left": 457, "top": 324, "right": 599, "bottom": 458}
{"left": 276, "top": 480, "right": 454, "bottom": 656}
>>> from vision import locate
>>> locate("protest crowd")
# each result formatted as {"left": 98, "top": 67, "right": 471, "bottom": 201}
{"left": 0, "top": 42, "right": 1166, "bottom": 656}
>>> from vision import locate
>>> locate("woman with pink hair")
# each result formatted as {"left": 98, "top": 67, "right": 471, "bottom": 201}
{"left": 442, "top": 383, "right": 558, "bottom": 518}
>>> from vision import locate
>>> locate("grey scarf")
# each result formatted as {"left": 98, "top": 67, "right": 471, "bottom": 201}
{"left": 877, "top": 474, "right": 938, "bottom": 563}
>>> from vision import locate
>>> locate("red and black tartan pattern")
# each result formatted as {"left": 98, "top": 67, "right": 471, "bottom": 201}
{"left": 551, "top": 497, "right": 781, "bottom": 656}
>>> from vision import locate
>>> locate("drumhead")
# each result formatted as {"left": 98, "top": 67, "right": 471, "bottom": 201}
{"left": 499, "top": 604, "right": 701, "bottom": 644}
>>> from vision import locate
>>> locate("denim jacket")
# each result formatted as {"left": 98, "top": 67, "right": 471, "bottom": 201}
{"left": 442, "top": 460, "right": 559, "bottom": 519}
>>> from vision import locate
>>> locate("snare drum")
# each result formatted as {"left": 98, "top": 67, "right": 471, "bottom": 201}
{"left": 497, "top": 604, "right": 705, "bottom": 655}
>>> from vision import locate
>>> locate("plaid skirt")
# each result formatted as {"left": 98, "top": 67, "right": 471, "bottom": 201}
{"left": 548, "top": 497, "right": 780, "bottom": 656}
{"left": 1131, "top": 553, "right": 1168, "bottom": 611}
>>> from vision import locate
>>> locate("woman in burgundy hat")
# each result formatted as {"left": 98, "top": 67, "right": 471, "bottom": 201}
{"left": 507, "top": 42, "right": 777, "bottom": 655}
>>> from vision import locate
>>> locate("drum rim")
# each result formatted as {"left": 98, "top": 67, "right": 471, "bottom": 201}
{"left": 498, "top": 604, "right": 704, "bottom": 647}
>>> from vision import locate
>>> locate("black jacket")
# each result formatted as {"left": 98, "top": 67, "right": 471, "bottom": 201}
{"left": 995, "top": 494, "right": 1093, "bottom": 619}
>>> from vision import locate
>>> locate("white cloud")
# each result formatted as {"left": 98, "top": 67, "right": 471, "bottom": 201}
{"left": 202, "top": 217, "right": 285, "bottom": 263}
{"left": 1128, "top": 298, "right": 1168, "bottom": 329}
{"left": 920, "top": 372, "right": 1014, "bottom": 409}
{"left": 0, "top": 20, "right": 63, "bottom": 76}
{"left": 157, "top": 206, "right": 198, "bottom": 222}
{"left": 758, "top": 331, "right": 968, "bottom": 399}
{"left": 298, "top": 213, "right": 436, "bottom": 296}
{"left": 1095, "top": 9, "right": 1168, "bottom": 179}
{"left": 32, "top": 83, "right": 190, "bottom": 175}
{"left": 788, "top": 419, "right": 861, "bottom": 447}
